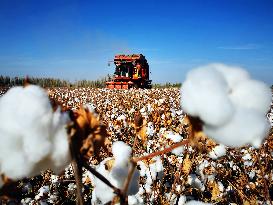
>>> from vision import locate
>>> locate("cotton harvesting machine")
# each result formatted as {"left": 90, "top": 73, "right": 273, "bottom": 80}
{"left": 106, "top": 54, "right": 152, "bottom": 89}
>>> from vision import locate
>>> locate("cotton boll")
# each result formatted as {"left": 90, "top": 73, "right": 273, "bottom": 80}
{"left": 110, "top": 165, "right": 128, "bottom": 188}
{"left": 146, "top": 122, "right": 155, "bottom": 137}
{"left": 213, "top": 63, "right": 250, "bottom": 88}
{"left": 229, "top": 79, "right": 271, "bottom": 114}
{"left": 181, "top": 66, "right": 234, "bottom": 126}
{"left": 204, "top": 108, "right": 270, "bottom": 148}
{"left": 152, "top": 156, "right": 163, "bottom": 173}
{"left": 138, "top": 161, "right": 147, "bottom": 177}
{"left": 0, "top": 86, "right": 52, "bottom": 164}
{"left": 166, "top": 132, "right": 182, "bottom": 142}
{"left": 208, "top": 144, "right": 226, "bottom": 159}
{"left": 165, "top": 133, "right": 185, "bottom": 156}
{"left": 187, "top": 174, "right": 205, "bottom": 191}
{"left": 112, "top": 141, "right": 132, "bottom": 167}
{"left": 93, "top": 158, "right": 115, "bottom": 204}
{"left": 50, "top": 123, "right": 70, "bottom": 173}
{"left": 0, "top": 85, "right": 70, "bottom": 179}
{"left": 42, "top": 108, "right": 71, "bottom": 173}
{"left": 144, "top": 183, "right": 152, "bottom": 193}
{"left": 182, "top": 64, "right": 271, "bottom": 148}
{"left": 128, "top": 195, "right": 138, "bottom": 205}
{"left": 128, "top": 166, "right": 140, "bottom": 195}
{"left": 94, "top": 142, "right": 139, "bottom": 202}
{"left": 172, "top": 146, "right": 185, "bottom": 156}
{"left": 177, "top": 195, "right": 186, "bottom": 205}
{"left": 35, "top": 185, "right": 50, "bottom": 200}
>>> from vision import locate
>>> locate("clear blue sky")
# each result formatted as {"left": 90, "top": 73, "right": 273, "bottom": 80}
{"left": 0, "top": 0, "right": 272, "bottom": 84}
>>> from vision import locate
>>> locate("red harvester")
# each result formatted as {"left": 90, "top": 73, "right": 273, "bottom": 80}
{"left": 106, "top": 54, "right": 152, "bottom": 89}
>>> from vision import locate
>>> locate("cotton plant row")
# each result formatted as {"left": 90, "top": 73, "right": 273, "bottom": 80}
{"left": 181, "top": 63, "right": 271, "bottom": 148}
{"left": 0, "top": 63, "right": 272, "bottom": 204}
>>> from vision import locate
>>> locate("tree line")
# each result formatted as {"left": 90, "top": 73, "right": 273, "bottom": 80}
{"left": 152, "top": 82, "right": 182, "bottom": 88}
{"left": 0, "top": 75, "right": 111, "bottom": 88}
{"left": 0, "top": 75, "right": 182, "bottom": 88}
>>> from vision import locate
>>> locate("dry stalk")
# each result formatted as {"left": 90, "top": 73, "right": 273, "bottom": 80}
{"left": 227, "top": 179, "right": 247, "bottom": 201}
{"left": 82, "top": 161, "right": 119, "bottom": 193}
{"left": 257, "top": 146, "right": 272, "bottom": 205}
{"left": 168, "top": 162, "right": 183, "bottom": 202}
{"left": 132, "top": 140, "right": 189, "bottom": 163}
{"left": 82, "top": 161, "right": 128, "bottom": 204}
{"left": 123, "top": 160, "right": 137, "bottom": 195}
{"left": 131, "top": 134, "right": 139, "bottom": 155}
{"left": 69, "top": 132, "right": 84, "bottom": 205}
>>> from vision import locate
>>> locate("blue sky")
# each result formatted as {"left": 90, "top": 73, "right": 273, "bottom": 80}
{"left": 0, "top": 0, "right": 272, "bottom": 84}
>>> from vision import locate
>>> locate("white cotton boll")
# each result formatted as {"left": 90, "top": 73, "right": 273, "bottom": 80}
{"left": 159, "top": 98, "right": 164, "bottom": 104}
{"left": 218, "top": 181, "right": 224, "bottom": 192}
{"left": 187, "top": 174, "right": 205, "bottom": 191}
{"left": 146, "top": 122, "right": 155, "bottom": 137}
{"left": 138, "top": 161, "right": 147, "bottom": 177}
{"left": 150, "top": 156, "right": 163, "bottom": 173}
{"left": 137, "top": 186, "right": 145, "bottom": 195}
{"left": 165, "top": 133, "right": 185, "bottom": 156}
{"left": 110, "top": 165, "right": 128, "bottom": 188}
{"left": 21, "top": 198, "right": 33, "bottom": 205}
{"left": 110, "top": 163, "right": 140, "bottom": 195}
{"left": 112, "top": 141, "right": 132, "bottom": 167}
{"left": 127, "top": 167, "right": 140, "bottom": 195}
{"left": 165, "top": 193, "right": 178, "bottom": 204}
{"left": 242, "top": 153, "right": 252, "bottom": 161}
{"left": 147, "top": 104, "right": 153, "bottom": 113}
{"left": 229, "top": 79, "right": 271, "bottom": 114}
{"left": 35, "top": 185, "right": 50, "bottom": 200}
{"left": 249, "top": 171, "right": 256, "bottom": 179}
{"left": 144, "top": 183, "right": 152, "bottom": 193}
{"left": 93, "top": 158, "right": 115, "bottom": 204}
{"left": 140, "top": 107, "right": 146, "bottom": 113}
{"left": 181, "top": 66, "right": 234, "bottom": 126}
{"left": 182, "top": 64, "right": 271, "bottom": 148}
{"left": 172, "top": 146, "right": 185, "bottom": 156}
{"left": 145, "top": 171, "right": 154, "bottom": 184}
{"left": 94, "top": 142, "right": 139, "bottom": 202}
{"left": 166, "top": 132, "right": 182, "bottom": 142}
{"left": 49, "top": 109, "right": 71, "bottom": 173}
{"left": 128, "top": 195, "right": 138, "bottom": 205}
{"left": 178, "top": 195, "right": 187, "bottom": 205}
{"left": 117, "top": 114, "right": 126, "bottom": 121}
{"left": 213, "top": 63, "right": 250, "bottom": 88}
{"left": 204, "top": 108, "right": 270, "bottom": 148}
{"left": 209, "top": 144, "right": 226, "bottom": 159}
{"left": 0, "top": 85, "right": 70, "bottom": 179}
{"left": 84, "top": 103, "right": 96, "bottom": 113}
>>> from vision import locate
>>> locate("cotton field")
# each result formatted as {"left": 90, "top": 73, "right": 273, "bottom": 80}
{"left": 0, "top": 65, "right": 273, "bottom": 205}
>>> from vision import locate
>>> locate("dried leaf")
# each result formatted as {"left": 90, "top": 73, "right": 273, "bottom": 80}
{"left": 73, "top": 106, "right": 108, "bottom": 160}
{"left": 208, "top": 181, "right": 220, "bottom": 201}
{"left": 182, "top": 154, "right": 192, "bottom": 175}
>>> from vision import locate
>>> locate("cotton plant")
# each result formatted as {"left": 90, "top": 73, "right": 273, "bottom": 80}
{"left": 208, "top": 144, "right": 227, "bottom": 159}
{"left": 0, "top": 85, "right": 70, "bottom": 179}
{"left": 92, "top": 141, "right": 140, "bottom": 204}
{"left": 181, "top": 63, "right": 271, "bottom": 148}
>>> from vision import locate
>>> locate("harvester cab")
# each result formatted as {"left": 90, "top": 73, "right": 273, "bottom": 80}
{"left": 106, "top": 54, "right": 152, "bottom": 89}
